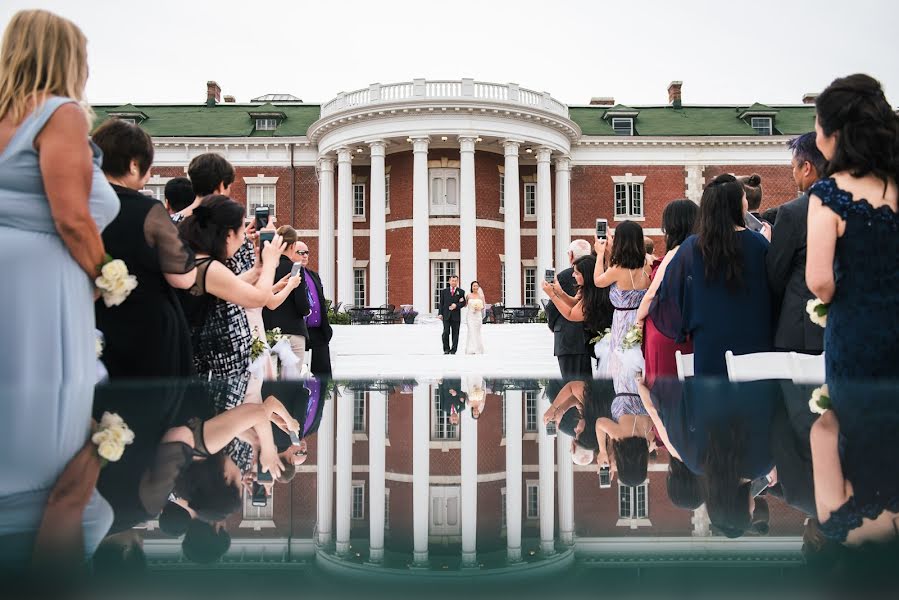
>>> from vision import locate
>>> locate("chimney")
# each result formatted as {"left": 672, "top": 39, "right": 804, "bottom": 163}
{"left": 223, "top": 95, "right": 236, "bottom": 103}
{"left": 590, "top": 97, "right": 615, "bottom": 106}
{"left": 802, "top": 93, "right": 818, "bottom": 105}
{"left": 206, "top": 80, "right": 221, "bottom": 106}
{"left": 668, "top": 81, "right": 683, "bottom": 109}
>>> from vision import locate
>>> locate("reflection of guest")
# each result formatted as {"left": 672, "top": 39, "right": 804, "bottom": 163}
{"left": 438, "top": 378, "right": 467, "bottom": 425}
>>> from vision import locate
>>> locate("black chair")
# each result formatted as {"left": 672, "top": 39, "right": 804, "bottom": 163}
{"left": 491, "top": 304, "right": 505, "bottom": 324}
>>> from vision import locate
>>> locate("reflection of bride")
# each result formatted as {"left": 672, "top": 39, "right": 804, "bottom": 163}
{"left": 465, "top": 281, "right": 486, "bottom": 355}
{"left": 463, "top": 375, "right": 486, "bottom": 419}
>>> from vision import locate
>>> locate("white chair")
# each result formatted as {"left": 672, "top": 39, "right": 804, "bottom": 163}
{"left": 675, "top": 351, "right": 694, "bottom": 381}
{"left": 790, "top": 352, "right": 826, "bottom": 384}
{"left": 724, "top": 350, "right": 793, "bottom": 382}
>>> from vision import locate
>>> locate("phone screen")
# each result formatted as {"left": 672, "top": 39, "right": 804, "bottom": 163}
{"left": 254, "top": 206, "right": 270, "bottom": 231}
{"left": 252, "top": 482, "right": 268, "bottom": 507}
{"left": 744, "top": 212, "right": 764, "bottom": 232}
{"left": 544, "top": 268, "right": 555, "bottom": 283}
{"left": 259, "top": 231, "right": 275, "bottom": 246}
{"left": 290, "top": 262, "right": 303, "bottom": 277}
{"left": 596, "top": 218, "right": 608, "bottom": 239}
{"left": 599, "top": 466, "right": 611, "bottom": 488}
{"left": 546, "top": 421, "right": 557, "bottom": 436}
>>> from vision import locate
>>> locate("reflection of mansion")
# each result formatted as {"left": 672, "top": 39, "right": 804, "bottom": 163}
{"left": 95, "top": 79, "right": 815, "bottom": 314}
{"left": 143, "top": 388, "right": 805, "bottom": 571}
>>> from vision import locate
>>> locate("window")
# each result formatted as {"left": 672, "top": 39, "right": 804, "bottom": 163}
{"left": 141, "top": 184, "right": 165, "bottom": 203}
{"left": 255, "top": 118, "right": 278, "bottom": 130}
{"left": 354, "top": 268, "right": 367, "bottom": 307}
{"left": 500, "top": 260, "right": 506, "bottom": 305}
{"left": 384, "top": 488, "right": 391, "bottom": 529}
{"left": 431, "top": 260, "right": 459, "bottom": 313}
{"left": 612, "top": 117, "right": 634, "bottom": 136}
{"left": 431, "top": 386, "right": 460, "bottom": 440}
{"left": 525, "top": 390, "right": 538, "bottom": 432}
{"left": 501, "top": 488, "right": 507, "bottom": 528}
{"left": 429, "top": 168, "right": 459, "bottom": 216}
{"left": 118, "top": 117, "right": 137, "bottom": 125}
{"left": 526, "top": 482, "right": 539, "bottom": 519}
{"left": 614, "top": 182, "right": 644, "bottom": 218}
{"left": 501, "top": 394, "right": 506, "bottom": 437}
{"left": 499, "top": 173, "right": 505, "bottom": 211}
{"left": 352, "top": 483, "right": 365, "bottom": 520}
{"left": 352, "top": 183, "right": 366, "bottom": 218}
{"left": 247, "top": 184, "right": 276, "bottom": 217}
{"left": 523, "top": 183, "right": 537, "bottom": 217}
{"left": 353, "top": 391, "right": 366, "bottom": 432}
{"left": 619, "top": 483, "right": 648, "bottom": 519}
{"left": 751, "top": 116, "right": 773, "bottom": 135}
{"left": 385, "top": 262, "right": 390, "bottom": 305}
{"left": 385, "top": 174, "right": 391, "bottom": 212}
{"left": 243, "top": 487, "right": 273, "bottom": 521}
{"left": 523, "top": 267, "right": 537, "bottom": 307}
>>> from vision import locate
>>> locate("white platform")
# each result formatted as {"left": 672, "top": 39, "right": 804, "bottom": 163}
{"left": 329, "top": 321, "right": 559, "bottom": 380}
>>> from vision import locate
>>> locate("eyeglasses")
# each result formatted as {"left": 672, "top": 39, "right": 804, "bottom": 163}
{"left": 297, "top": 251, "right": 309, "bottom": 256}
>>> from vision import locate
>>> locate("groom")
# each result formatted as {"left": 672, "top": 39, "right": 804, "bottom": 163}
{"left": 438, "top": 275, "right": 466, "bottom": 354}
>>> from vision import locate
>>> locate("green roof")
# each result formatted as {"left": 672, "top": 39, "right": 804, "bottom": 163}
{"left": 92, "top": 103, "right": 320, "bottom": 137}
{"left": 569, "top": 105, "right": 815, "bottom": 136}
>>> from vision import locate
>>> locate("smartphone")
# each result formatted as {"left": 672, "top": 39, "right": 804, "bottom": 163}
{"left": 749, "top": 476, "right": 769, "bottom": 498}
{"left": 544, "top": 268, "right": 555, "bottom": 284}
{"left": 256, "top": 457, "right": 273, "bottom": 483}
{"left": 595, "top": 218, "right": 608, "bottom": 240}
{"left": 289, "top": 430, "right": 301, "bottom": 446}
{"left": 598, "top": 465, "right": 611, "bottom": 488}
{"left": 254, "top": 205, "right": 270, "bottom": 231}
{"left": 258, "top": 231, "right": 275, "bottom": 246}
{"left": 290, "top": 262, "right": 303, "bottom": 278}
{"left": 251, "top": 482, "right": 268, "bottom": 507}
{"left": 546, "top": 420, "right": 557, "bottom": 436}
{"left": 744, "top": 212, "right": 764, "bottom": 233}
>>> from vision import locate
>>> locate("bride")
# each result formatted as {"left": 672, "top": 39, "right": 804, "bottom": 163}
{"left": 465, "top": 281, "right": 486, "bottom": 355}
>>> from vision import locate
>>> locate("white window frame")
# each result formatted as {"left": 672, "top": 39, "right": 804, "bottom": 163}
{"left": 616, "top": 481, "right": 652, "bottom": 529}
{"left": 526, "top": 480, "right": 540, "bottom": 519}
{"left": 431, "top": 386, "right": 460, "bottom": 441}
{"left": 255, "top": 118, "right": 278, "bottom": 131}
{"left": 751, "top": 116, "right": 773, "bottom": 135}
{"left": 431, "top": 260, "right": 459, "bottom": 313}
{"left": 524, "top": 390, "right": 539, "bottom": 433}
{"left": 612, "top": 117, "right": 634, "bottom": 136}
{"left": 429, "top": 168, "right": 460, "bottom": 216}
{"left": 384, "top": 260, "right": 390, "bottom": 307}
{"left": 352, "top": 183, "right": 366, "bottom": 219}
{"left": 118, "top": 117, "right": 137, "bottom": 125}
{"left": 523, "top": 267, "right": 537, "bottom": 307}
{"left": 354, "top": 267, "right": 367, "bottom": 307}
{"left": 353, "top": 390, "right": 366, "bottom": 433}
{"left": 523, "top": 182, "right": 537, "bottom": 219}
{"left": 611, "top": 174, "right": 646, "bottom": 221}
{"left": 351, "top": 481, "right": 365, "bottom": 520}
{"left": 141, "top": 184, "right": 166, "bottom": 203}
{"left": 500, "top": 487, "right": 507, "bottom": 530}
{"left": 246, "top": 182, "right": 277, "bottom": 218}
{"left": 240, "top": 486, "right": 275, "bottom": 530}
{"left": 499, "top": 173, "right": 505, "bottom": 213}
{"left": 500, "top": 258, "right": 506, "bottom": 305}
{"left": 384, "top": 174, "right": 391, "bottom": 214}
{"left": 384, "top": 488, "right": 391, "bottom": 530}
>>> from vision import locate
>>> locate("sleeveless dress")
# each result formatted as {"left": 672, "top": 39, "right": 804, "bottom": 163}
{"left": 599, "top": 284, "right": 646, "bottom": 396}
{"left": 465, "top": 295, "right": 485, "bottom": 354}
{"left": 0, "top": 97, "right": 120, "bottom": 563}
{"left": 806, "top": 178, "right": 899, "bottom": 542}
{"left": 643, "top": 258, "right": 693, "bottom": 388}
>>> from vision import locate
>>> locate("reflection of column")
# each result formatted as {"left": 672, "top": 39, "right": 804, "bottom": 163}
{"left": 368, "top": 391, "right": 386, "bottom": 563}
{"left": 537, "top": 390, "right": 555, "bottom": 554}
{"left": 336, "top": 147, "right": 354, "bottom": 306}
{"left": 369, "top": 141, "right": 387, "bottom": 306}
{"left": 335, "top": 387, "right": 353, "bottom": 555}
{"left": 505, "top": 390, "right": 522, "bottom": 562}
{"left": 556, "top": 431, "right": 574, "bottom": 546}
{"left": 461, "top": 400, "right": 478, "bottom": 566}
{"left": 316, "top": 397, "right": 334, "bottom": 546}
{"left": 458, "top": 136, "right": 478, "bottom": 287}
{"left": 317, "top": 157, "right": 335, "bottom": 301}
{"left": 553, "top": 156, "right": 571, "bottom": 271}
{"left": 503, "top": 141, "right": 522, "bottom": 306}
{"left": 411, "top": 137, "right": 430, "bottom": 314}
{"left": 536, "top": 147, "right": 553, "bottom": 298}
{"left": 412, "top": 384, "right": 430, "bottom": 565}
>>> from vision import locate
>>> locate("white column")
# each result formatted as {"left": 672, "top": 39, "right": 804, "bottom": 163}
{"left": 368, "top": 391, "right": 386, "bottom": 563}
{"left": 537, "top": 390, "right": 555, "bottom": 554}
{"left": 536, "top": 147, "right": 553, "bottom": 298}
{"left": 412, "top": 383, "right": 430, "bottom": 565}
{"left": 461, "top": 400, "right": 478, "bottom": 566}
{"left": 459, "top": 136, "right": 478, "bottom": 287}
{"left": 556, "top": 430, "right": 574, "bottom": 546}
{"left": 553, "top": 156, "right": 571, "bottom": 271}
{"left": 336, "top": 147, "right": 354, "bottom": 306}
{"left": 316, "top": 396, "right": 334, "bottom": 546}
{"left": 335, "top": 387, "right": 353, "bottom": 555}
{"left": 369, "top": 141, "right": 387, "bottom": 307}
{"left": 503, "top": 141, "right": 522, "bottom": 306}
{"left": 505, "top": 390, "right": 523, "bottom": 562}
{"left": 411, "top": 137, "right": 430, "bottom": 314}
{"left": 317, "top": 157, "right": 336, "bottom": 301}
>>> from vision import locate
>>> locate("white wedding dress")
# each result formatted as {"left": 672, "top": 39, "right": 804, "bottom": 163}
{"left": 465, "top": 294, "right": 485, "bottom": 354}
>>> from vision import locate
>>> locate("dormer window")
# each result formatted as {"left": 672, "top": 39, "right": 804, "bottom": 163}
{"left": 751, "top": 117, "right": 773, "bottom": 136}
{"left": 739, "top": 104, "right": 778, "bottom": 136}
{"left": 255, "top": 118, "right": 278, "bottom": 131}
{"left": 118, "top": 117, "right": 137, "bottom": 125}
{"left": 106, "top": 104, "right": 148, "bottom": 125}
{"left": 612, "top": 117, "right": 634, "bottom": 136}
{"left": 248, "top": 103, "right": 286, "bottom": 132}
{"left": 602, "top": 105, "right": 639, "bottom": 136}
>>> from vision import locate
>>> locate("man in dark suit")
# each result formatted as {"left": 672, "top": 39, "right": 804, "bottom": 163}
{"left": 766, "top": 133, "right": 826, "bottom": 353}
{"left": 545, "top": 240, "right": 593, "bottom": 382}
{"left": 438, "top": 275, "right": 466, "bottom": 354}
{"left": 438, "top": 378, "right": 467, "bottom": 425}
{"left": 295, "top": 242, "right": 333, "bottom": 376}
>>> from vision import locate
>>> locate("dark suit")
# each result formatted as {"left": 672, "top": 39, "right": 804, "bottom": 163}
{"left": 301, "top": 268, "right": 333, "bottom": 377}
{"left": 768, "top": 382, "right": 818, "bottom": 517}
{"left": 766, "top": 194, "right": 824, "bottom": 353}
{"left": 263, "top": 256, "right": 310, "bottom": 338}
{"left": 438, "top": 379, "right": 467, "bottom": 415}
{"left": 545, "top": 266, "right": 591, "bottom": 381}
{"left": 438, "top": 286, "right": 466, "bottom": 353}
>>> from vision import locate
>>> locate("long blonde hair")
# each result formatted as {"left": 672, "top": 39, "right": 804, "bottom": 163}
{"left": 0, "top": 10, "right": 91, "bottom": 125}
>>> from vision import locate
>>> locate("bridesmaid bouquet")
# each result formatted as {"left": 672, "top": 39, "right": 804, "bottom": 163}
{"left": 621, "top": 324, "right": 644, "bottom": 350}
{"left": 806, "top": 298, "right": 829, "bottom": 327}
{"left": 95, "top": 255, "right": 138, "bottom": 307}
{"left": 249, "top": 330, "right": 267, "bottom": 362}
{"left": 808, "top": 384, "right": 831, "bottom": 415}
{"left": 91, "top": 412, "right": 135, "bottom": 464}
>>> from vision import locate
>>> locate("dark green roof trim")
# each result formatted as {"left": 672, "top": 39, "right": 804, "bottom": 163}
{"left": 247, "top": 103, "right": 287, "bottom": 119}
{"left": 738, "top": 103, "right": 779, "bottom": 119}
{"left": 106, "top": 103, "right": 148, "bottom": 121}
{"left": 602, "top": 104, "right": 639, "bottom": 120}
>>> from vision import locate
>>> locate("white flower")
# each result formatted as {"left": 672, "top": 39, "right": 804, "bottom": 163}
{"left": 99, "top": 412, "right": 124, "bottom": 429}
{"left": 100, "top": 259, "right": 129, "bottom": 281}
{"left": 97, "top": 440, "right": 124, "bottom": 462}
{"left": 95, "top": 259, "right": 139, "bottom": 308}
{"left": 92, "top": 412, "right": 134, "bottom": 463}
{"left": 808, "top": 384, "right": 830, "bottom": 414}
{"left": 95, "top": 335, "right": 104, "bottom": 359}
{"left": 806, "top": 298, "right": 828, "bottom": 327}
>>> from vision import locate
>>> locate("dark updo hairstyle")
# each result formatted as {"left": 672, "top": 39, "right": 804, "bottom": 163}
{"left": 611, "top": 434, "right": 649, "bottom": 487}
{"left": 179, "top": 195, "right": 245, "bottom": 262}
{"left": 188, "top": 152, "right": 235, "bottom": 196}
{"left": 172, "top": 453, "right": 241, "bottom": 522}
{"left": 164, "top": 176, "right": 194, "bottom": 213}
{"left": 737, "top": 174, "right": 762, "bottom": 211}
{"left": 661, "top": 199, "right": 699, "bottom": 251}
{"left": 667, "top": 457, "right": 703, "bottom": 510}
{"left": 697, "top": 174, "right": 746, "bottom": 291}
{"left": 573, "top": 254, "right": 612, "bottom": 334}
{"left": 159, "top": 501, "right": 192, "bottom": 537}
{"left": 816, "top": 73, "right": 899, "bottom": 191}
{"left": 470, "top": 280, "right": 480, "bottom": 292}
{"left": 182, "top": 520, "right": 231, "bottom": 564}
{"left": 92, "top": 118, "right": 154, "bottom": 178}
{"left": 703, "top": 423, "right": 751, "bottom": 539}
{"left": 609, "top": 220, "right": 646, "bottom": 269}
{"left": 276, "top": 224, "right": 298, "bottom": 247}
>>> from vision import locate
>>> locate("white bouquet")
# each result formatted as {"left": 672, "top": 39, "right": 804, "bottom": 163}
{"left": 621, "top": 324, "right": 643, "bottom": 350}
{"left": 95, "top": 256, "right": 138, "bottom": 308}
{"left": 91, "top": 411, "right": 135, "bottom": 463}
{"left": 806, "top": 298, "right": 828, "bottom": 328}
{"left": 808, "top": 384, "right": 831, "bottom": 415}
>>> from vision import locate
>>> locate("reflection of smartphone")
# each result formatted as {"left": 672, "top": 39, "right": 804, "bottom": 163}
{"left": 546, "top": 421, "right": 557, "bottom": 436}
{"left": 252, "top": 482, "right": 268, "bottom": 507}
{"left": 595, "top": 218, "right": 608, "bottom": 240}
{"left": 599, "top": 465, "right": 611, "bottom": 488}
{"left": 289, "top": 430, "right": 301, "bottom": 446}
{"left": 256, "top": 458, "right": 273, "bottom": 483}
{"left": 254, "top": 206, "right": 270, "bottom": 231}
{"left": 258, "top": 231, "right": 275, "bottom": 246}
{"left": 744, "top": 212, "right": 764, "bottom": 233}
{"left": 749, "top": 476, "right": 769, "bottom": 498}
{"left": 544, "top": 268, "right": 555, "bottom": 284}
{"left": 290, "top": 262, "right": 303, "bottom": 277}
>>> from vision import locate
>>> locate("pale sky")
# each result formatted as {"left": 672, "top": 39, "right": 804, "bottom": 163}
{"left": 3, "top": 0, "right": 898, "bottom": 107}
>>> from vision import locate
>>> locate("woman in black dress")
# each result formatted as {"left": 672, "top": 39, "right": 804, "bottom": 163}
{"left": 92, "top": 119, "right": 196, "bottom": 377}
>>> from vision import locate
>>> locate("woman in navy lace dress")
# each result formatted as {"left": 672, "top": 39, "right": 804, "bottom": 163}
{"left": 807, "top": 74, "right": 899, "bottom": 546}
